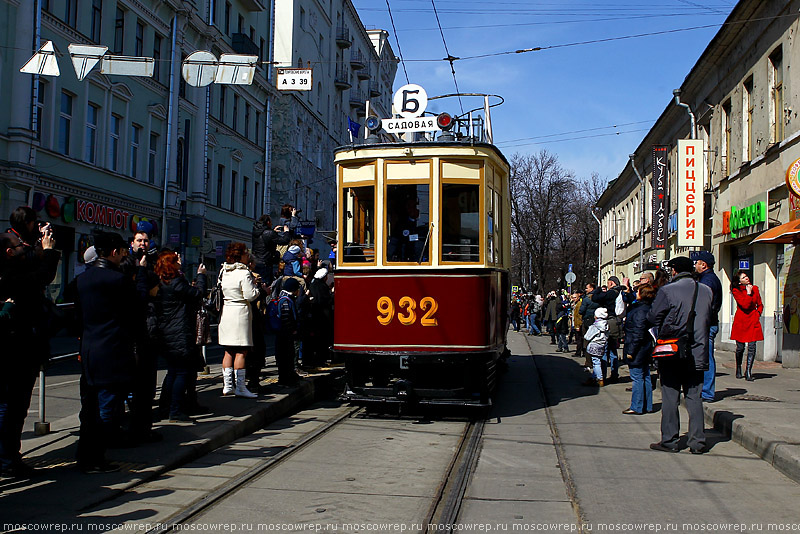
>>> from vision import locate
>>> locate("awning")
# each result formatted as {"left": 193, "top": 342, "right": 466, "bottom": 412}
{"left": 749, "top": 219, "right": 800, "bottom": 244}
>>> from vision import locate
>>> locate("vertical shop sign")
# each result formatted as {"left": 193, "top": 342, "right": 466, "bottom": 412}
{"left": 652, "top": 146, "right": 668, "bottom": 249}
{"left": 677, "top": 139, "right": 704, "bottom": 247}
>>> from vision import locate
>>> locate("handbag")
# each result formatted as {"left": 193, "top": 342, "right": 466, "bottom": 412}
{"left": 651, "top": 280, "right": 699, "bottom": 359}
{"left": 205, "top": 270, "right": 224, "bottom": 318}
{"left": 652, "top": 338, "right": 684, "bottom": 358}
{"left": 195, "top": 306, "right": 212, "bottom": 346}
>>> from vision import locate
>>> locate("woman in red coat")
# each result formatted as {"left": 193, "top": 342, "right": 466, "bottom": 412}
{"left": 730, "top": 270, "right": 764, "bottom": 381}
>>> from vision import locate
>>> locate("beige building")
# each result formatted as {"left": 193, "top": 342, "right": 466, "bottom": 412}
{"left": 596, "top": 0, "right": 800, "bottom": 366}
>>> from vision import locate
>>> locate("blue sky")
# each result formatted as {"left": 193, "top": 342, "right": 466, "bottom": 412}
{"left": 351, "top": 0, "right": 737, "bottom": 184}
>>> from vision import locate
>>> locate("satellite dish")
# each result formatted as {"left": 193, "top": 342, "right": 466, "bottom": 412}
{"left": 182, "top": 51, "right": 218, "bottom": 87}
{"left": 69, "top": 44, "right": 108, "bottom": 81}
{"left": 20, "top": 41, "right": 60, "bottom": 76}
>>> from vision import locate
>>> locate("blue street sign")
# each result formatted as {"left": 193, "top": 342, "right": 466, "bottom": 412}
{"left": 739, "top": 259, "right": 750, "bottom": 270}
{"left": 568, "top": 263, "right": 573, "bottom": 272}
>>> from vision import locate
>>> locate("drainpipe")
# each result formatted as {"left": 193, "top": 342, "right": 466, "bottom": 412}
{"left": 591, "top": 210, "right": 602, "bottom": 286}
{"left": 162, "top": 15, "right": 178, "bottom": 247}
{"left": 673, "top": 89, "right": 696, "bottom": 139}
{"left": 630, "top": 154, "right": 646, "bottom": 274}
{"left": 263, "top": 0, "right": 276, "bottom": 218}
{"left": 28, "top": 0, "right": 42, "bottom": 169}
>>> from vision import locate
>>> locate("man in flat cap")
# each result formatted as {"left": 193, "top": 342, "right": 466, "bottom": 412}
{"left": 647, "top": 256, "right": 714, "bottom": 454}
{"left": 693, "top": 251, "right": 722, "bottom": 402}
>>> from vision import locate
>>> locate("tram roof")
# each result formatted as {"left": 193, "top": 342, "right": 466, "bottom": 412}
{"left": 334, "top": 141, "right": 510, "bottom": 168}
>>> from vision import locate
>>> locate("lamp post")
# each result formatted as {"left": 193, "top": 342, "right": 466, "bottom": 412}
{"left": 591, "top": 210, "right": 602, "bottom": 286}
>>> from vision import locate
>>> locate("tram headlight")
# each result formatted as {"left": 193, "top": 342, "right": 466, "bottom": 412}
{"left": 365, "top": 116, "right": 382, "bottom": 132}
{"left": 437, "top": 112, "right": 453, "bottom": 131}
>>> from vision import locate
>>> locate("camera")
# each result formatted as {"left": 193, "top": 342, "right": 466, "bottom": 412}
{"left": 134, "top": 247, "right": 159, "bottom": 260}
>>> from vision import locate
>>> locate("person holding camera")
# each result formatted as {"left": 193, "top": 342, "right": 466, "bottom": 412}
{"left": 251, "top": 214, "right": 291, "bottom": 284}
{"left": 279, "top": 204, "right": 300, "bottom": 237}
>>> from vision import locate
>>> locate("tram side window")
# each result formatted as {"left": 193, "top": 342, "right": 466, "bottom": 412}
{"left": 441, "top": 183, "right": 480, "bottom": 263}
{"left": 342, "top": 186, "right": 375, "bottom": 262}
{"left": 386, "top": 184, "right": 430, "bottom": 263}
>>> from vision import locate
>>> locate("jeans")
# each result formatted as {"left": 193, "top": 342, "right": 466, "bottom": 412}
{"left": 605, "top": 340, "right": 619, "bottom": 378}
{"left": 511, "top": 317, "right": 519, "bottom": 331}
{"left": 591, "top": 356, "right": 603, "bottom": 381}
{"left": 77, "top": 377, "right": 126, "bottom": 468}
{"left": 702, "top": 325, "right": 718, "bottom": 400}
{"left": 161, "top": 368, "right": 197, "bottom": 417}
{"left": 629, "top": 365, "right": 653, "bottom": 413}
{"left": 557, "top": 333, "right": 568, "bottom": 351}
{"left": 527, "top": 316, "right": 540, "bottom": 335}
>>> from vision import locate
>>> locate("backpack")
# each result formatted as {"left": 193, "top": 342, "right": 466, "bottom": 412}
{"left": 266, "top": 294, "right": 295, "bottom": 332}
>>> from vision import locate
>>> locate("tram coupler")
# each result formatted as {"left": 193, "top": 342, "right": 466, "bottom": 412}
{"left": 393, "top": 379, "right": 417, "bottom": 404}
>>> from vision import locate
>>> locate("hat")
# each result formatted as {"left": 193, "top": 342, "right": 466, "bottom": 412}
{"left": 608, "top": 276, "right": 621, "bottom": 286}
{"left": 692, "top": 250, "right": 715, "bottom": 267}
{"left": 313, "top": 267, "right": 328, "bottom": 280}
{"left": 83, "top": 246, "right": 97, "bottom": 264}
{"left": 288, "top": 245, "right": 301, "bottom": 255}
{"left": 667, "top": 256, "right": 694, "bottom": 274}
{"left": 594, "top": 308, "right": 608, "bottom": 319}
{"left": 283, "top": 277, "right": 300, "bottom": 293}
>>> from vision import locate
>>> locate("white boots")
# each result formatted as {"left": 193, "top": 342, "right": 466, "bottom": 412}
{"left": 222, "top": 367, "right": 257, "bottom": 398}
{"left": 234, "top": 369, "right": 257, "bottom": 398}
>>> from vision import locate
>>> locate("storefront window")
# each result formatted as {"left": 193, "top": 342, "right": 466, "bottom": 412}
{"left": 386, "top": 183, "right": 429, "bottom": 263}
{"left": 441, "top": 183, "right": 480, "bottom": 263}
{"left": 342, "top": 186, "right": 375, "bottom": 263}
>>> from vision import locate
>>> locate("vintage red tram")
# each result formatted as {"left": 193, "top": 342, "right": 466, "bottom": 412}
{"left": 333, "top": 102, "right": 511, "bottom": 407}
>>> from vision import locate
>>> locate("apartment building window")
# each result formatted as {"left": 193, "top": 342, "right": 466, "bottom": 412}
{"left": 114, "top": 8, "right": 125, "bottom": 54}
{"left": 238, "top": 15, "right": 244, "bottom": 34}
{"left": 300, "top": 8, "right": 305, "bottom": 29}
{"left": 744, "top": 77, "right": 754, "bottom": 161}
{"left": 130, "top": 125, "right": 141, "bottom": 179}
{"left": 153, "top": 34, "right": 162, "bottom": 82}
{"left": 91, "top": 0, "right": 102, "bottom": 42}
{"left": 217, "top": 164, "right": 224, "bottom": 207}
{"left": 244, "top": 102, "right": 250, "bottom": 138}
{"left": 243, "top": 177, "right": 249, "bottom": 216}
{"left": 219, "top": 86, "right": 226, "bottom": 123}
{"left": 255, "top": 110, "right": 261, "bottom": 145}
{"left": 148, "top": 133, "right": 159, "bottom": 184}
{"left": 225, "top": 2, "right": 231, "bottom": 36}
{"left": 109, "top": 114, "right": 121, "bottom": 172}
{"left": 232, "top": 94, "right": 239, "bottom": 131}
{"left": 59, "top": 91, "right": 73, "bottom": 156}
{"left": 135, "top": 21, "right": 144, "bottom": 56}
{"left": 722, "top": 99, "right": 731, "bottom": 176}
{"left": 85, "top": 103, "right": 99, "bottom": 164}
{"left": 297, "top": 119, "right": 304, "bottom": 153}
{"left": 260, "top": 38, "right": 266, "bottom": 70}
{"left": 230, "top": 170, "right": 237, "bottom": 211}
{"left": 254, "top": 182, "right": 260, "bottom": 218}
{"left": 64, "top": 0, "right": 77, "bottom": 27}
{"left": 35, "top": 80, "right": 47, "bottom": 142}
{"left": 771, "top": 47, "right": 784, "bottom": 143}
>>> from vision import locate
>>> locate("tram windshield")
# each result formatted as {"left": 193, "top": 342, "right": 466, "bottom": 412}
{"left": 441, "top": 183, "right": 480, "bottom": 263}
{"left": 386, "top": 184, "right": 430, "bottom": 263}
{"left": 342, "top": 185, "right": 375, "bottom": 263}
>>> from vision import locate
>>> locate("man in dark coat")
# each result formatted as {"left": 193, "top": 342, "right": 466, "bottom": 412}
{"left": 275, "top": 277, "right": 302, "bottom": 386}
{"left": 252, "top": 214, "right": 290, "bottom": 284}
{"left": 75, "top": 232, "right": 146, "bottom": 473}
{"left": 543, "top": 292, "right": 560, "bottom": 344}
{"left": 0, "top": 226, "right": 60, "bottom": 478}
{"left": 692, "top": 251, "right": 723, "bottom": 402}
{"left": 647, "top": 256, "right": 713, "bottom": 454}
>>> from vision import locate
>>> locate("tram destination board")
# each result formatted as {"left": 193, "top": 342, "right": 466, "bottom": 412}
{"left": 382, "top": 116, "right": 441, "bottom": 133}
{"left": 277, "top": 68, "right": 312, "bottom": 91}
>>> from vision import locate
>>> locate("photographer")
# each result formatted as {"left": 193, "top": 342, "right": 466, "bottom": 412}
{"left": 251, "top": 214, "right": 291, "bottom": 284}
{"left": 279, "top": 204, "right": 300, "bottom": 238}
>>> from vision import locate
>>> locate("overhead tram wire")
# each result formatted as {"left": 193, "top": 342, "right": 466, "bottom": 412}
{"left": 385, "top": 0, "right": 410, "bottom": 84}
{"left": 430, "top": 0, "right": 464, "bottom": 114}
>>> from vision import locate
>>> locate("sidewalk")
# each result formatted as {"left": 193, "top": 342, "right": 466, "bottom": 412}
{"left": 0, "top": 360, "right": 342, "bottom": 524}
{"left": 527, "top": 332, "right": 800, "bottom": 484}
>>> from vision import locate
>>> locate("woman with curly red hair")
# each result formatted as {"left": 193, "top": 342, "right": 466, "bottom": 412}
{"left": 153, "top": 251, "right": 207, "bottom": 421}
{"left": 218, "top": 242, "right": 261, "bottom": 397}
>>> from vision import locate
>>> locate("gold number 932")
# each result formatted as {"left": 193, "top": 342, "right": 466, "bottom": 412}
{"left": 377, "top": 296, "right": 438, "bottom": 327}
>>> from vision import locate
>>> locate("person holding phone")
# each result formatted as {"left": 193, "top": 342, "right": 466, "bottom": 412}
{"left": 730, "top": 270, "right": 764, "bottom": 381}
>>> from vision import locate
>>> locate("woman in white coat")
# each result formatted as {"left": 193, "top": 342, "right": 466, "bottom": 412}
{"left": 218, "top": 242, "right": 260, "bottom": 397}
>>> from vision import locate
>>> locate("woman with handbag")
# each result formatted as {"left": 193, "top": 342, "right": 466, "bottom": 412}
{"left": 730, "top": 270, "right": 764, "bottom": 381}
{"left": 622, "top": 284, "right": 656, "bottom": 415}
{"left": 154, "top": 251, "right": 207, "bottom": 422}
{"left": 219, "top": 242, "right": 261, "bottom": 397}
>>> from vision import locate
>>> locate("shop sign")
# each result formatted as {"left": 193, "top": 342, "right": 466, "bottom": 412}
{"left": 651, "top": 146, "right": 668, "bottom": 249}
{"left": 75, "top": 200, "right": 130, "bottom": 230}
{"left": 677, "top": 139, "right": 704, "bottom": 247}
{"left": 786, "top": 157, "right": 800, "bottom": 198}
{"left": 722, "top": 201, "right": 766, "bottom": 239}
{"left": 791, "top": 194, "right": 800, "bottom": 222}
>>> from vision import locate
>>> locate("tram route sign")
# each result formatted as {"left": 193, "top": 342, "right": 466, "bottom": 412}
{"left": 383, "top": 116, "right": 441, "bottom": 133}
{"left": 277, "top": 68, "right": 312, "bottom": 91}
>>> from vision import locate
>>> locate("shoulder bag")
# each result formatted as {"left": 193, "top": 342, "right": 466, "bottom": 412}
{"left": 652, "top": 281, "right": 698, "bottom": 359}
{"left": 205, "top": 270, "right": 224, "bottom": 318}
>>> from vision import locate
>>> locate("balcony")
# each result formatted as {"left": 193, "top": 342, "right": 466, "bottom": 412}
{"left": 350, "top": 50, "right": 365, "bottom": 69}
{"left": 231, "top": 33, "right": 259, "bottom": 57}
{"left": 240, "top": 0, "right": 267, "bottom": 10}
{"left": 369, "top": 82, "right": 381, "bottom": 97}
{"left": 356, "top": 67, "right": 370, "bottom": 80}
{"left": 349, "top": 89, "right": 365, "bottom": 110}
{"left": 336, "top": 27, "right": 351, "bottom": 48}
{"left": 334, "top": 64, "right": 351, "bottom": 90}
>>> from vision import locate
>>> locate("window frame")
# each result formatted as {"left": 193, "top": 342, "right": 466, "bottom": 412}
{"left": 381, "top": 159, "right": 433, "bottom": 267}
{"left": 91, "top": 0, "right": 102, "bottom": 42}
{"left": 58, "top": 90, "right": 73, "bottom": 156}
{"left": 114, "top": 8, "right": 125, "bottom": 55}
{"left": 85, "top": 102, "right": 99, "bottom": 164}
{"left": 338, "top": 161, "right": 378, "bottom": 267}
{"left": 129, "top": 123, "right": 141, "bottom": 179}
{"left": 109, "top": 114, "right": 121, "bottom": 172}
{"left": 438, "top": 160, "right": 485, "bottom": 266}
{"left": 770, "top": 47, "right": 784, "bottom": 144}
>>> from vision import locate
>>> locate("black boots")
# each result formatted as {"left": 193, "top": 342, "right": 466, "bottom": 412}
{"left": 735, "top": 351, "right": 743, "bottom": 379}
{"left": 745, "top": 352, "right": 755, "bottom": 382}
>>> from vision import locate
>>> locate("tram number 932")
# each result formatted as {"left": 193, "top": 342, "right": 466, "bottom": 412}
{"left": 377, "top": 296, "right": 439, "bottom": 327}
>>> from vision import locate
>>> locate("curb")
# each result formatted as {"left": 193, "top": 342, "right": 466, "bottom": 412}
{"left": 704, "top": 404, "right": 800, "bottom": 484}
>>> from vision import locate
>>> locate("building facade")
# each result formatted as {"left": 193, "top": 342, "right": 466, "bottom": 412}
{"left": 272, "top": 0, "right": 396, "bottom": 248}
{"left": 0, "top": 0, "right": 274, "bottom": 298}
{"left": 596, "top": 0, "right": 800, "bottom": 366}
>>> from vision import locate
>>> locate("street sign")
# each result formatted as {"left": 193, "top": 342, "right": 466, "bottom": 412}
{"left": 568, "top": 263, "right": 573, "bottom": 272}
{"left": 277, "top": 68, "right": 312, "bottom": 91}
{"left": 393, "top": 83, "right": 428, "bottom": 118}
{"left": 382, "top": 116, "right": 440, "bottom": 133}
{"left": 739, "top": 259, "right": 750, "bottom": 270}
{"left": 565, "top": 272, "right": 577, "bottom": 284}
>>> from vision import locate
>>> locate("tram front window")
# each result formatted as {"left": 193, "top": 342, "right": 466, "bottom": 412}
{"left": 386, "top": 184, "right": 430, "bottom": 263}
{"left": 441, "top": 183, "right": 480, "bottom": 263}
{"left": 342, "top": 185, "right": 375, "bottom": 263}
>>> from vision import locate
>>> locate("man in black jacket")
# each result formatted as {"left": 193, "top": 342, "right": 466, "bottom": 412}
{"left": 693, "top": 251, "right": 723, "bottom": 402}
{"left": 252, "top": 214, "right": 290, "bottom": 284}
{"left": 75, "top": 232, "right": 147, "bottom": 473}
{"left": 647, "top": 256, "right": 713, "bottom": 454}
{"left": 275, "top": 277, "right": 302, "bottom": 386}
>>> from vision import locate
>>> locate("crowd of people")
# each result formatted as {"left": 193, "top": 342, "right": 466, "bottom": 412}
{"left": 511, "top": 251, "right": 765, "bottom": 454}
{"left": 0, "top": 203, "right": 335, "bottom": 476}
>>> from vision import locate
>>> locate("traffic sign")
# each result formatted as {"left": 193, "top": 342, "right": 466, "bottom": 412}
{"left": 277, "top": 68, "right": 312, "bottom": 91}
{"left": 565, "top": 272, "right": 577, "bottom": 284}
{"left": 393, "top": 84, "right": 428, "bottom": 118}
{"left": 568, "top": 263, "right": 573, "bottom": 272}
